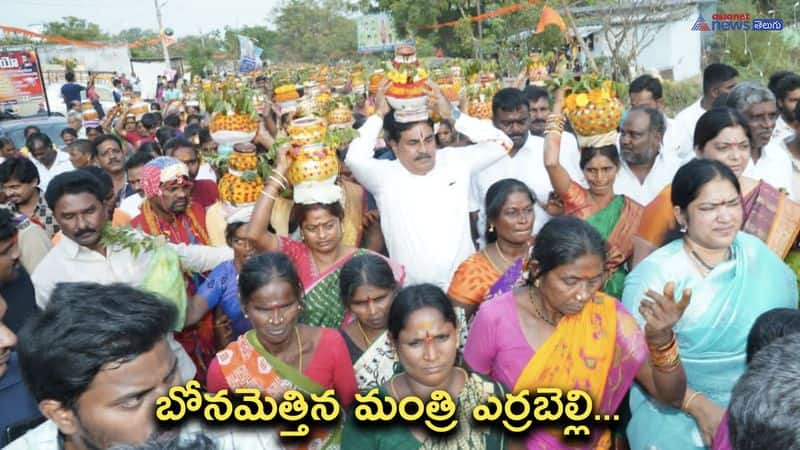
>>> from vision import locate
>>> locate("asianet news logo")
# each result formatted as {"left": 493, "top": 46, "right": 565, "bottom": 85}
{"left": 691, "top": 14, "right": 784, "bottom": 31}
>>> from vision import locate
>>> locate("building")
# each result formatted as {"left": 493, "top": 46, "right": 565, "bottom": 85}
{"left": 573, "top": 0, "right": 716, "bottom": 81}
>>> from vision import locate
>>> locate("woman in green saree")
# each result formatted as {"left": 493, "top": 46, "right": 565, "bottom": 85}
{"left": 544, "top": 93, "right": 643, "bottom": 298}
{"left": 246, "top": 144, "right": 404, "bottom": 328}
{"left": 342, "top": 284, "right": 521, "bottom": 450}
{"left": 206, "top": 252, "right": 358, "bottom": 450}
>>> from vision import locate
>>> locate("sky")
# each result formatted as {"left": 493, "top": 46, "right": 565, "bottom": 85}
{"left": 4, "top": 0, "right": 281, "bottom": 37}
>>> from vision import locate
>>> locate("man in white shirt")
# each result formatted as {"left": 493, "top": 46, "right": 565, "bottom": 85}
{"left": 470, "top": 88, "right": 573, "bottom": 247}
{"left": 345, "top": 81, "right": 512, "bottom": 290}
{"left": 770, "top": 72, "right": 800, "bottom": 144}
{"left": 523, "top": 85, "right": 582, "bottom": 173}
{"left": 628, "top": 75, "right": 683, "bottom": 159}
{"left": 519, "top": 86, "right": 583, "bottom": 224}
{"left": 31, "top": 171, "right": 232, "bottom": 384}
{"left": 726, "top": 82, "right": 793, "bottom": 196}
{"left": 8, "top": 283, "right": 185, "bottom": 450}
{"left": 25, "top": 132, "right": 74, "bottom": 192}
{"left": 32, "top": 170, "right": 231, "bottom": 309}
{"left": 616, "top": 106, "right": 680, "bottom": 205}
{"left": 671, "top": 64, "right": 739, "bottom": 163}
{"left": 7, "top": 283, "right": 276, "bottom": 450}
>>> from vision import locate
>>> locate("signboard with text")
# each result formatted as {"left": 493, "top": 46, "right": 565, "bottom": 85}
{"left": 0, "top": 48, "right": 47, "bottom": 116}
{"left": 357, "top": 14, "right": 400, "bottom": 53}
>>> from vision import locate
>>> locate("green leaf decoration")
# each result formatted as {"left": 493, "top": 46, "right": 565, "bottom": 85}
{"left": 101, "top": 224, "right": 166, "bottom": 258}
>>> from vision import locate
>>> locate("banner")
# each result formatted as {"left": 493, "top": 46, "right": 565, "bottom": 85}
{"left": 0, "top": 48, "right": 46, "bottom": 116}
{"left": 357, "top": 14, "right": 399, "bottom": 53}
{"left": 237, "top": 35, "right": 263, "bottom": 73}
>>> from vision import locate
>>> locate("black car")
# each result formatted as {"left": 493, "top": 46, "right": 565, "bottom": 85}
{"left": 0, "top": 115, "right": 68, "bottom": 149}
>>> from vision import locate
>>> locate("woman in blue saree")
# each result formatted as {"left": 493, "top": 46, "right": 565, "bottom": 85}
{"left": 623, "top": 159, "right": 798, "bottom": 449}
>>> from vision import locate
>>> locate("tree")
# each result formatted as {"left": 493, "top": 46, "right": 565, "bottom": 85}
{"left": 172, "top": 34, "right": 218, "bottom": 76}
{"left": 591, "top": 1, "right": 672, "bottom": 82}
{"left": 360, "top": 0, "right": 482, "bottom": 57}
{"left": 43, "top": 16, "right": 107, "bottom": 42}
{"left": 269, "top": 0, "right": 357, "bottom": 63}
{"left": 361, "top": 0, "right": 568, "bottom": 60}
{"left": 222, "top": 26, "right": 278, "bottom": 63}
{"left": 712, "top": 0, "right": 800, "bottom": 80}
{"left": 115, "top": 28, "right": 162, "bottom": 59}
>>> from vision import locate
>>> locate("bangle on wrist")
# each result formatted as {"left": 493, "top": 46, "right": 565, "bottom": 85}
{"left": 682, "top": 391, "right": 703, "bottom": 413}
{"left": 260, "top": 188, "right": 277, "bottom": 201}
{"left": 268, "top": 175, "right": 287, "bottom": 191}
{"left": 649, "top": 332, "right": 680, "bottom": 371}
{"left": 273, "top": 170, "right": 289, "bottom": 185}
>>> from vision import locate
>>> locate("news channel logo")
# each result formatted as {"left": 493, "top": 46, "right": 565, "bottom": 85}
{"left": 691, "top": 14, "right": 784, "bottom": 31}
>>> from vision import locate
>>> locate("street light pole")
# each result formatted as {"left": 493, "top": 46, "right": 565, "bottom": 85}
{"left": 154, "top": 0, "right": 171, "bottom": 68}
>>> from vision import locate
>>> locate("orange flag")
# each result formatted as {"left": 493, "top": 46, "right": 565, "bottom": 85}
{"left": 535, "top": 6, "right": 567, "bottom": 33}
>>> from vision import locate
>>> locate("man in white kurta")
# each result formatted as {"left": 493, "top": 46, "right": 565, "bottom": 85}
{"left": 668, "top": 64, "right": 739, "bottom": 163}
{"left": 614, "top": 106, "right": 682, "bottom": 205}
{"left": 31, "top": 170, "right": 232, "bottom": 383}
{"left": 346, "top": 86, "right": 512, "bottom": 290}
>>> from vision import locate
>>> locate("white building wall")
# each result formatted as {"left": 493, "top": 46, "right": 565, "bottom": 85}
{"left": 586, "top": 4, "right": 702, "bottom": 81}
{"left": 36, "top": 45, "right": 132, "bottom": 75}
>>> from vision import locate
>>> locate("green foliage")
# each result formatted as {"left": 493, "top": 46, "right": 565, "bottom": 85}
{"left": 712, "top": 0, "right": 800, "bottom": 80}
{"left": 270, "top": 0, "right": 358, "bottom": 63}
{"left": 362, "top": 0, "right": 565, "bottom": 60}
{"left": 175, "top": 35, "right": 216, "bottom": 77}
{"left": 101, "top": 225, "right": 166, "bottom": 258}
{"left": 116, "top": 28, "right": 162, "bottom": 59}
{"left": 43, "top": 16, "right": 108, "bottom": 42}
{"left": 662, "top": 79, "right": 701, "bottom": 117}
{"left": 223, "top": 26, "right": 279, "bottom": 63}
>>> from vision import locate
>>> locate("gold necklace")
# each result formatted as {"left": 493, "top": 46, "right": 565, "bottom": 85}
{"left": 356, "top": 320, "right": 372, "bottom": 347}
{"left": 294, "top": 326, "right": 303, "bottom": 373}
{"left": 528, "top": 286, "right": 557, "bottom": 326}
{"left": 495, "top": 241, "right": 512, "bottom": 265}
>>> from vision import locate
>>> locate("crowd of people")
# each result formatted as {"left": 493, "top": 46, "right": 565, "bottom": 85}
{"left": 0, "top": 59, "right": 799, "bottom": 450}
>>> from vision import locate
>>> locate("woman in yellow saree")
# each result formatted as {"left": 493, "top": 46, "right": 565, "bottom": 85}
{"left": 465, "top": 216, "right": 689, "bottom": 449}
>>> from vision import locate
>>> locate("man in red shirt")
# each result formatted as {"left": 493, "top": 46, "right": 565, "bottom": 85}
{"left": 114, "top": 111, "right": 157, "bottom": 150}
{"left": 163, "top": 137, "right": 219, "bottom": 209}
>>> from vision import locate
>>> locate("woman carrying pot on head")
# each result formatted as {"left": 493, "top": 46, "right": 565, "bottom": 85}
{"left": 543, "top": 89, "right": 644, "bottom": 299}
{"left": 245, "top": 143, "right": 404, "bottom": 328}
